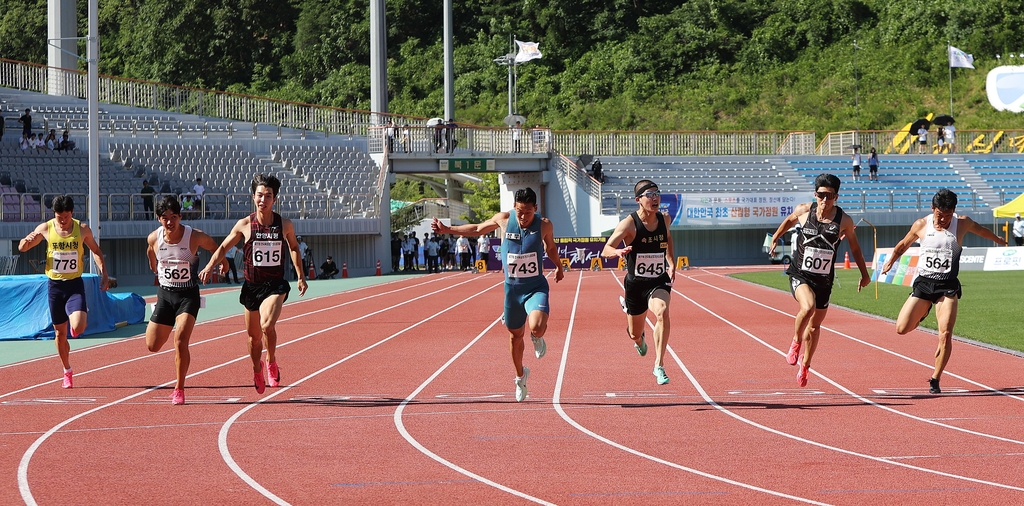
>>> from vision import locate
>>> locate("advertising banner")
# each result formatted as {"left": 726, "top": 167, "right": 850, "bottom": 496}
{"left": 659, "top": 192, "right": 807, "bottom": 227}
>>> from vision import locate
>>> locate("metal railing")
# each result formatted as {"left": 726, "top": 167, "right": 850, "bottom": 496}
{"left": 818, "top": 130, "right": 1024, "bottom": 155}
{"left": 840, "top": 189, "right": 980, "bottom": 213}
{"left": 371, "top": 125, "right": 553, "bottom": 155}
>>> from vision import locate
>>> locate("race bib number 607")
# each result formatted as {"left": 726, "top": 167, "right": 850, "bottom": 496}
{"left": 800, "top": 246, "right": 834, "bottom": 275}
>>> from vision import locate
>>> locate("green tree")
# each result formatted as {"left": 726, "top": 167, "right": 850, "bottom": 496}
{"left": 462, "top": 173, "right": 500, "bottom": 221}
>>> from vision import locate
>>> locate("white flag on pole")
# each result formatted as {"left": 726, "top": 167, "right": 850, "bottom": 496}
{"left": 514, "top": 40, "right": 542, "bottom": 63}
{"left": 949, "top": 46, "right": 975, "bottom": 69}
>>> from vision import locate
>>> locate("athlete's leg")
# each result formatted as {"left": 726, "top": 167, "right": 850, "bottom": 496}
{"left": 527, "top": 310, "right": 548, "bottom": 338}
{"left": 627, "top": 313, "right": 646, "bottom": 345}
{"left": 931, "top": 295, "right": 958, "bottom": 381}
{"left": 648, "top": 289, "right": 671, "bottom": 368}
{"left": 259, "top": 294, "right": 287, "bottom": 364}
{"left": 802, "top": 307, "right": 829, "bottom": 369}
{"left": 244, "top": 307, "right": 263, "bottom": 372}
{"left": 792, "top": 283, "right": 817, "bottom": 355}
{"left": 67, "top": 309, "right": 87, "bottom": 337}
{"left": 145, "top": 320, "right": 173, "bottom": 353}
{"left": 171, "top": 312, "right": 197, "bottom": 390}
{"left": 53, "top": 321, "right": 71, "bottom": 369}
{"left": 509, "top": 324, "right": 527, "bottom": 377}
{"left": 895, "top": 296, "right": 933, "bottom": 334}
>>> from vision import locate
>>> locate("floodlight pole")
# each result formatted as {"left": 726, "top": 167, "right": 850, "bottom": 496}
{"left": 87, "top": 0, "right": 100, "bottom": 270}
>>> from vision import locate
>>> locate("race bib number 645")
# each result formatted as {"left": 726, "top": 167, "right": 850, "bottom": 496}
{"left": 635, "top": 252, "right": 666, "bottom": 278}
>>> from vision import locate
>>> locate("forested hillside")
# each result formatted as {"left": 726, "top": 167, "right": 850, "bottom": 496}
{"left": 3, "top": 0, "right": 1024, "bottom": 132}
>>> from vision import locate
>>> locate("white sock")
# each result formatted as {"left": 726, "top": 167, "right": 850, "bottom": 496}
{"left": 64, "top": 367, "right": 72, "bottom": 374}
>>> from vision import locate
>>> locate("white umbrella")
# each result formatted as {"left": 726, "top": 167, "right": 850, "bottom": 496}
{"left": 426, "top": 118, "right": 444, "bottom": 126}
{"left": 503, "top": 114, "right": 527, "bottom": 127}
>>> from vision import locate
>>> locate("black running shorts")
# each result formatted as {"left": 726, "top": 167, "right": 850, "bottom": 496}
{"left": 239, "top": 279, "right": 290, "bottom": 312}
{"left": 150, "top": 285, "right": 202, "bottom": 326}
{"left": 911, "top": 276, "right": 962, "bottom": 303}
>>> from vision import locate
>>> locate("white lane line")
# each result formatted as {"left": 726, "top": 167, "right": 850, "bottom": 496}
{"left": 1, "top": 274, "right": 460, "bottom": 399}
{"left": 17, "top": 274, "right": 478, "bottom": 506}
{"left": 690, "top": 269, "right": 1024, "bottom": 403}
{"left": 669, "top": 281, "right": 1024, "bottom": 492}
{"left": 551, "top": 270, "right": 831, "bottom": 505}
{"left": 221, "top": 278, "right": 508, "bottom": 505}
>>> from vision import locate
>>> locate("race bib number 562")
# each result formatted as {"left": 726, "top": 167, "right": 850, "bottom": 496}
{"left": 252, "top": 241, "right": 282, "bottom": 267}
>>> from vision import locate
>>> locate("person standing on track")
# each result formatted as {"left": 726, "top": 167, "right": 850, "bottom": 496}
{"left": 768, "top": 174, "right": 870, "bottom": 387}
{"left": 146, "top": 196, "right": 225, "bottom": 405}
{"left": 880, "top": 189, "right": 1007, "bottom": 394}
{"left": 430, "top": 187, "right": 563, "bottom": 402}
{"left": 199, "top": 174, "right": 308, "bottom": 394}
{"left": 601, "top": 179, "right": 676, "bottom": 385}
{"left": 18, "top": 195, "right": 109, "bottom": 389}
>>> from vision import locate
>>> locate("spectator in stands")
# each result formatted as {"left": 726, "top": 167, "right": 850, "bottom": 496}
{"left": 456, "top": 235, "right": 471, "bottom": 271}
{"left": 425, "top": 234, "right": 440, "bottom": 273}
{"left": 511, "top": 121, "right": 522, "bottom": 152}
{"left": 401, "top": 124, "right": 411, "bottom": 153}
{"left": 58, "top": 130, "right": 77, "bottom": 152}
{"left": 140, "top": 180, "right": 156, "bottom": 220}
{"left": 881, "top": 189, "right": 1007, "bottom": 394}
{"left": 868, "top": 148, "right": 879, "bottom": 181}
{"left": 44, "top": 129, "right": 58, "bottom": 151}
{"left": 445, "top": 119, "right": 457, "bottom": 153}
{"left": 851, "top": 147, "right": 862, "bottom": 182}
{"left": 18, "top": 195, "right": 109, "bottom": 389}
{"left": 385, "top": 120, "right": 396, "bottom": 152}
{"left": 944, "top": 123, "right": 957, "bottom": 153}
{"left": 18, "top": 108, "right": 32, "bottom": 137}
{"left": 917, "top": 125, "right": 928, "bottom": 154}
{"left": 1014, "top": 213, "right": 1024, "bottom": 247}
{"left": 181, "top": 195, "right": 195, "bottom": 218}
{"left": 390, "top": 232, "right": 402, "bottom": 272}
{"left": 433, "top": 120, "right": 445, "bottom": 153}
{"left": 592, "top": 158, "right": 603, "bottom": 182}
{"left": 19, "top": 133, "right": 30, "bottom": 151}
{"left": 192, "top": 178, "right": 205, "bottom": 217}
{"left": 0, "top": 112, "right": 5, "bottom": 141}
{"left": 32, "top": 133, "right": 47, "bottom": 152}
{"left": 936, "top": 127, "right": 945, "bottom": 153}
{"left": 319, "top": 255, "right": 340, "bottom": 279}
{"left": 225, "top": 244, "right": 241, "bottom": 283}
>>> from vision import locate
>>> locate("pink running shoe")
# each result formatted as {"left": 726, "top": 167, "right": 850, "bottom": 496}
{"left": 171, "top": 388, "right": 185, "bottom": 405}
{"left": 267, "top": 361, "right": 281, "bottom": 388}
{"left": 786, "top": 339, "right": 802, "bottom": 366}
{"left": 254, "top": 361, "right": 267, "bottom": 394}
{"left": 62, "top": 370, "right": 73, "bottom": 389}
{"left": 796, "top": 365, "right": 809, "bottom": 387}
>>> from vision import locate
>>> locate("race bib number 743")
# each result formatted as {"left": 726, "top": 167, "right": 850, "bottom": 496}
{"left": 506, "top": 252, "right": 540, "bottom": 278}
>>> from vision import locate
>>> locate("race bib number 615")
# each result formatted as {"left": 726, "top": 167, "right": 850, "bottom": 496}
{"left": 252, "top": 241, "right": 282, "bottom": 267}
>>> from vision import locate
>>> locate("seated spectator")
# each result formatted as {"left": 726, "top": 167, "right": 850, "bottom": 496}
{"left": 19, "top": 133, "right": 30, "bottom": 151}
{"left": 181, "top": 195, "right": 195, "bottom": 218}
{"left": 32, "top": 133, "right": 47, "bottom": 152}
{"left": 57, "top": 130, "right": 77, "bottom": 152}
{"left": 44, "top": 129, "right": 58, "bottom": 151}
{"left": 319, "top": 256, "right": 340, "bottom": 279}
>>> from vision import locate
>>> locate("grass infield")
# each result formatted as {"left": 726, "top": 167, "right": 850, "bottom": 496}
{"left": 731, "top": 269, "right": 1024, "bottom": 354}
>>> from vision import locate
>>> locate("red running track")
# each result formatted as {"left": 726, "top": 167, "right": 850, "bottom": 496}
{"left": 2, "top": 268, "right": 1023, "bottom": 505}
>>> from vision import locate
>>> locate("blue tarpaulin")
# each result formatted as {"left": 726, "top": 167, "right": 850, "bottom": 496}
{"left": 0, "top": 274, "right": 145, "bottom": 340}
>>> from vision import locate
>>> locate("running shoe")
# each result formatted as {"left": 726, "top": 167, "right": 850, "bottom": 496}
{"left": 267, "top": 361, "right": 281, "bottom": 387}
{"left": 531, "top": 334, "right": 547, "bottom": 359}
{"left": 786, "top": 339, "right": 802, "bottom": 366}
{"left": 171, "top": 388, "right": 185, "bottom": 405}
{"left": 653, "top": 366, "right": 669, "bottom": 385}
{"left": 928, "top": 377, "right": 941, "bottom": 394}
{"left": 254, "top": 360, "right": 266, "bottom": 394}
{"left": 619, "top": 296, "right": 627, "bottom": 314}
{"left": 62, "top": 370, "right": 73, "bottom": 389}
{"left": 515, "top": 367, "right": 530, "bottom": 402}
{"left": 797, "top": 365, "right": 809, "bottom": 387}
{"left": 632, "top": 330, "right": 648, "bottom": 357}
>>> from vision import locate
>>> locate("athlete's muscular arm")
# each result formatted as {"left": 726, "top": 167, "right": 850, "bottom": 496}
{"left": 961, "top": 216, "right": 1008, "bottom": 246}
{"left": 840, "top": 214, "right": 871, "bottom": 290}
{"left": 282, "top": 218, "right": 308, "bottom": 296}
{"left": 768, "top": 203, "right": 810, "bottom": 257}
{"left": 601, "top": 216, "right": 636, "bottom": 259}
{"left": 146, "top": 230, "right": 159, "bottom": 274}
{"left": 663, "top": 211, "right": 676, "bottom": 284}
{"left": 540, "top": 218, "right": 564, "bottom": 283}
{"left": 80, "top": 223, "right": 109, "bottom": 290}
{"left": 431, "top": 214, "right": 507, "bottom": 237}
{"left": 192, "top": 228, "right": 230, "bottom": 273}
{"left": 18, "top": 222, "right": 48, "bottom": 252}
{"left": 881, "top": 218, "right": 927, "bottom": 274}
{"left": 199, "top": 217, "right": 248, "bottom": 284}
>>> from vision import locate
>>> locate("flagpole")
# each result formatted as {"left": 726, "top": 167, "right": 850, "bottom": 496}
{"left": 948, "top": 41, "right": 954, "bottom": 116}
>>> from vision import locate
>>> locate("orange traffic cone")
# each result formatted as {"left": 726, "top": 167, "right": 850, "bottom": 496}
{"left": 843, "top": 252, "right": 851, "bottom": 269}
{"left": 375, "top": 260, "right": 382, "bottom": 276}
{"left": 308, "top": 264, "right": 315, "bottom": 279}
{"left": 341, "top": 262, "right": 349, "bottom": 278}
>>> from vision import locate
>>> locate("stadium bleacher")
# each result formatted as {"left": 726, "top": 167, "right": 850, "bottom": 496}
{"left": 963, "top": 156, "right": 1024, "bottom": 204}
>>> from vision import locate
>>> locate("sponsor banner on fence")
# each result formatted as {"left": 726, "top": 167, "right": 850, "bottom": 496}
{"left": 660, "top": 193, "right": 807, "bottom": 227}
{"left": 872, "top": 247, "right": 1024, "bottom": 285}
{"left": 485, "top": 237, "right": 621, "bottom": 272}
